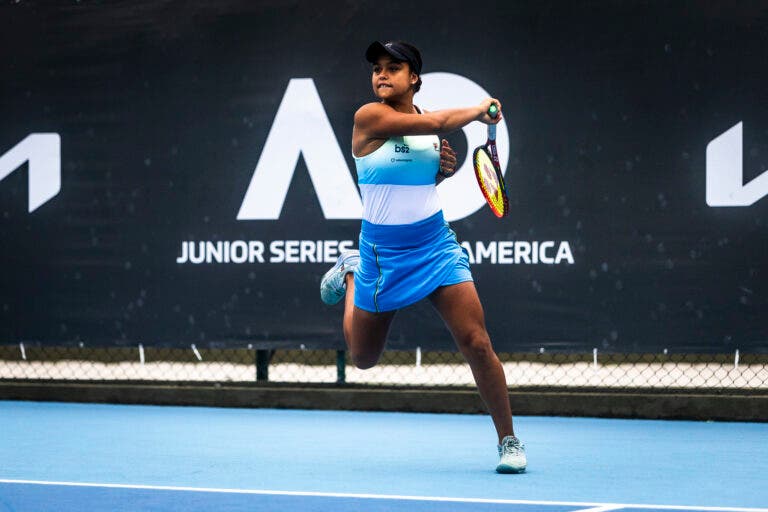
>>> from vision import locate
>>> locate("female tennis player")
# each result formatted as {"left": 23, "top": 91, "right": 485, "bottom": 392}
{"left": 320, "top": 40, "right": 526, "bottom": 473}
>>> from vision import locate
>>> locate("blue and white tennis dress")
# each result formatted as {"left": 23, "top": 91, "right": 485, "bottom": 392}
{"left": 353, "top": 129, "right": 473, "bottom": 313}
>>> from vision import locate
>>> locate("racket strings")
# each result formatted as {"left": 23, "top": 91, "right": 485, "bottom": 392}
{"left": 473, "top": 148, "right": 508, "bottom": 218}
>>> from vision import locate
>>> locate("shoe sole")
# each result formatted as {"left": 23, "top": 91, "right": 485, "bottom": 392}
{"left": 320, "top": 252, "right": 359, "bottom": 305}
{"left": 496, "top": 464, "right": 526, "bottom": 474}
{"left": 320, "top": 265, "right": 345, "bottom": 305}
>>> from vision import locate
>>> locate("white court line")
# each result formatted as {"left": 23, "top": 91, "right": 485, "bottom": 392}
{"left": 1, "top": 479, "right": 767, "bottom": 512}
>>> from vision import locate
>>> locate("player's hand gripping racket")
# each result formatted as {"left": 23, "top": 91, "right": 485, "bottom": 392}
{"left": 472, "top": 104, "right": 509, "bottom": 218}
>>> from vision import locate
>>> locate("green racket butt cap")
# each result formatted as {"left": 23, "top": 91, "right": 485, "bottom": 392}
{"left": 488, "top": 104, "right": 498, "bottom": 118}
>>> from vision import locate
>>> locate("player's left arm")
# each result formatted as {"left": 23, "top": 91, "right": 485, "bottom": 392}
{"left": 436, "top": 139, "right": 458, "bottom": 184}
{"left": 417, "top": 106, "right": 459, "bottom": 185}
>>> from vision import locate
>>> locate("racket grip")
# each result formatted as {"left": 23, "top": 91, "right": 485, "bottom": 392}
{"left": 488, "top": 104, "right": 499, "bottom": 118}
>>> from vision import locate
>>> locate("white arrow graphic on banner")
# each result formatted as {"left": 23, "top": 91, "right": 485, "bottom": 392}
{"left": 706, "top": 122, "right": 768, "bottom": 206}
{"left": 0, "top": 133, "right": 61, "bottom": 212}
{"left": 237, "top": 79, "right": 363, "bottom": 220}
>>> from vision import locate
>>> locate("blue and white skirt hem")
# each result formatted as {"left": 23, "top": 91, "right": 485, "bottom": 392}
{"left": 353, "top": 211, "right": 473, "bottom": 313}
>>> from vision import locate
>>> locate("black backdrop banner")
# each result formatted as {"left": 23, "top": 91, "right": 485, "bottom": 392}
{"left": 1, "top": 1, "right": 767, "bottom": 353}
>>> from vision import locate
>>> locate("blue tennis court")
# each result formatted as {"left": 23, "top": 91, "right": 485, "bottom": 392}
{"left": 1, "top": 401, "right": 766, "bottom": 511}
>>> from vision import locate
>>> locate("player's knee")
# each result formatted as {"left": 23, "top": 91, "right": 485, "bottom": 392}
{"left": 345, "top": 336, "right": 380, "bottom": 369}
{"left": 351, "top": 351, "right": 380, "bottom": 370}
{"left": 458, "top": 330, "right": 493, "bottom": 360}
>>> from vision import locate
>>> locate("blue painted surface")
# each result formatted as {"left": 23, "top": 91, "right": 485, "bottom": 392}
{"left": 1, "top": 401, "right": 767, "bottom": 510}
{"left": 0, "top": 483, "right": 587, "bottom": 512}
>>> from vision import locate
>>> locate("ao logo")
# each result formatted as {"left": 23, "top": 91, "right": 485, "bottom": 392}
{"left": 706, "top": 122, "right": 768, "bottom": 206}
{"left": 0, "top": 134, "right": 61, "bottom": 213}
{"left": 237, "top": 73, "right": 510, "bottom": 222}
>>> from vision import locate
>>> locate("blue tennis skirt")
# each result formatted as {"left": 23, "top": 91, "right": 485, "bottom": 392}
{"left": 354, "top": 211, "right": 473, "bottom": 313}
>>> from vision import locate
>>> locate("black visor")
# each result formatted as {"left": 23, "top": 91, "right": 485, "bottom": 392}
{"left": 365, "top": 41, "right": 422, "bottom": 75}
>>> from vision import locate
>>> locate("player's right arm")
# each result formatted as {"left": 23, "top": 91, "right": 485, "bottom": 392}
{"left": 354, "top": 99, "right": 501, "bottom": 139}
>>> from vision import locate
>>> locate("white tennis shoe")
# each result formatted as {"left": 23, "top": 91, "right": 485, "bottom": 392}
{"left": 320, "top": 250, "right": 360, "bottom": 305}
{"left": 496, "top": 435, "right": 527, "bottom": 473}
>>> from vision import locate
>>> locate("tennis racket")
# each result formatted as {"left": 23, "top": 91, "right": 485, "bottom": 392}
{"left": 472, "top": 104, "right": 509, "bottom": 218}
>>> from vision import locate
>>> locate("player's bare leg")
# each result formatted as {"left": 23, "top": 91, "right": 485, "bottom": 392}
{"left": 429, "top": 281, "right": 512, "bottom": 440}
{"left": 320, "top": 250, "right": 395, "bottom": 369}
{"left": 429, "top": 281, "right": 526, "bottom": 473}
{"left": 343, "top": 273, "right": 396, "bottom": 369}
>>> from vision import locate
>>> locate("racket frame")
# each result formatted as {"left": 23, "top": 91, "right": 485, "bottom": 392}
{"left": 472, "top": 114, "right": 509, "bottom": 218}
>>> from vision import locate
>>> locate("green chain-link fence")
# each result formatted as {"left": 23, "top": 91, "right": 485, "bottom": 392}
{"left": 2, "top": 344, "right": 766, "bottom": 390}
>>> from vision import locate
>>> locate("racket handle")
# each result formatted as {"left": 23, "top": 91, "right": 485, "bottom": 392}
{"left": 487, "top": 104, "right": 498, "bottom": 140}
